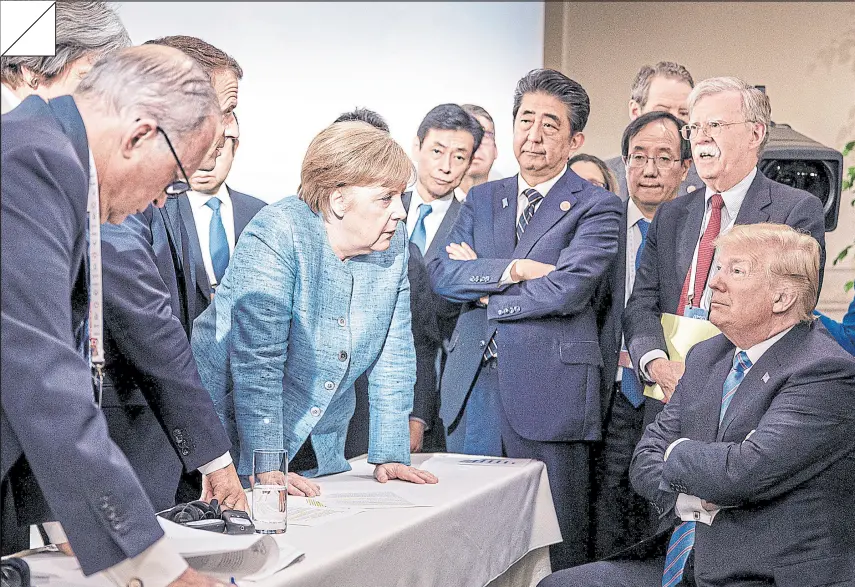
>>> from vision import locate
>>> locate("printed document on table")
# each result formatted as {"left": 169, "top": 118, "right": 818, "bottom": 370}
{"left": 304, "top": 491, "right": 432, "bottom": 509}
{"left": 457, "top": 457, "right": 531, "bottom": 466}
{"left": 288, "top": 498, "right": 367, "bottom": 526}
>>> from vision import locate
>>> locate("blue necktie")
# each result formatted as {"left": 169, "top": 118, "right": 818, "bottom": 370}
{"left": 410, "top": 203, "right": 433, "bottom": 255}
{"left": 206, "top": 196, "right": 229, "bottom": 283}
{"left": 620, "top": 218, "right": 650, "bottom": 407}
{"left": 661, "top": 350, "right": 752, "bottom": 587}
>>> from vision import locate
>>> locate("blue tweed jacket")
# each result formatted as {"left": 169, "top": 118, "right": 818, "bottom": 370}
{"left": 191, "top": 197, "right": 414, "bottom": 476}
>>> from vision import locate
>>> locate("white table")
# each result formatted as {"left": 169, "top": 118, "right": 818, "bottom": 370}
{"left": 24, "top": 453, "right": 562, "bottom": 587}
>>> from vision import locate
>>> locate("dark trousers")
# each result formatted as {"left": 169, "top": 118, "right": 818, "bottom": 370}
{"left": 446, "top": 359, "right": 504, "bottom": 456}
{"left": 538, "top": 554, "right": 696, "bottom": 587}
{"left": 498, "top": 398, "right": 593, "bottom": 571}
{"left": 593, "top": 387, "right": 651, "bottom": 559}
{"left": 1, "top": 476, "right": 29, "bottom": 555}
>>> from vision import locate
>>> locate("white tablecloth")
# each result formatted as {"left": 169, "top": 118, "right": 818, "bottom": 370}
{"left": 24, "top": 453, "right": 562, "bottom": 587}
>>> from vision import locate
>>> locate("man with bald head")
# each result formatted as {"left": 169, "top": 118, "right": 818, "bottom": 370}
{"left": 606, "top": 61, "right": 704, "bottom": 199}
{"left": 2, "top": 45, "right": 229, "bottom": 586}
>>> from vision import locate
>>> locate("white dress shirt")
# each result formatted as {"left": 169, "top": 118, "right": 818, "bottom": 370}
{"left": 406, "top": 184, "right": 454, "bottom": 251}
{"left": 187, "top": 185, "right": 236, "bottom": 287}
{"left": 499, "top": 169, "right": 568, "bottom": 283}
{"left": 666, "top": 325, "right": 793, "bottom": 526}
{"left": 640, "top": 167, "right": 758, "bottom": 377}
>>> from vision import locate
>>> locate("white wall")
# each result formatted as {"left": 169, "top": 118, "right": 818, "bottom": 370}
{"left": 117, "top": 2, "right": 545, "bottom": 203}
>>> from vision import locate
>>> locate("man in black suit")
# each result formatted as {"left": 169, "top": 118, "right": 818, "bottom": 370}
{"left": 181, "top": 129, "right": 266, "bottom": 319}
{"left": 2, "top": 45, "right": 226, "bottom": 586}
{"left": 541, "top": 223, "right": 855, "bottom": 587}
{"left": 593, "top": 111, "right": 691, "bottom": 559}
{"left": 345, "top": 104, "right": 483, "bottom": 457}
{"left": 98, "top": 36, "right": 247, "bottom": 513}
{"left": 605, "top": 61, "right": 704, "bottom": 200}
{"left": 623, "top": 76, "right": 826, "bottom": 432}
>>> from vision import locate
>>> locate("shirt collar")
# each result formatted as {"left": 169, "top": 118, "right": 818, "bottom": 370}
{"left": 705, "top": 166, "right": 757, "bottom": 219}
{"left": 626, "top": 198, "right": 648, "bottom": 229}
{"left": 188, "top": 184, "right": 230, "bottom": 211}
{"left": 517, "top": 168, "right": 567, "bottom": 199}
{"left": 736, "top": 324, "right": 793, "bottom": 366}
{"left": 410, "top": 183, "right": 453, "bottom": 215}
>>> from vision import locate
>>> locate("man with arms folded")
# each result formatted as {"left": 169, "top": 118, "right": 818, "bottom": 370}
{"left": 1, "top": 46, "right": 227, "bottom": 586}
{"left": 541, "top": 223, "right": 855, "bottom": 586}
{"left": 623, "top": 76, "right": 826, "bottom": 430}
{"left": 430, "top": 69, "right": 621, "bottom": 569}
{"left": 606, "top": 61, "right": 703, "bottom": 199}
{"left": 593, "top": 111, "right": 692, "bottom": 559}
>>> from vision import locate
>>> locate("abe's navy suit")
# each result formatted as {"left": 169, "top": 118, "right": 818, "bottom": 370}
{"left": 1, "top": 96, "right": 165, "bottom": 574}
{"left": 429, "top": 169, "right": 621, "bottom": 568}
{"left": 179, "top": 186, "right": 266, "bottom": 320}
{"left": 99, "top": 195, "right": 232, "bottom": 510}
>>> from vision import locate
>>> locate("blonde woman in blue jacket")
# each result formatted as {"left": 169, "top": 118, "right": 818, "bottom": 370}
{"left": 192, "top": 122, "right": 438, "bottom": 495}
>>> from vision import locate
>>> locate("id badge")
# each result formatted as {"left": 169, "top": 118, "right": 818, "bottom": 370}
{"left": 683, "top": 305, "right": 709, "bottom": 320}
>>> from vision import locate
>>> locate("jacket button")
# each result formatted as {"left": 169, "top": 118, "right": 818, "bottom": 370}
{"left": 324, "top": 381, "right": 334, "bottom": 391}
{"left": 479, "top": 340, "right": 486, "bottom": 348}
{"left": 514, "top": 306, "right": 520, "bottom": 312}
{"left": 310, "top": 406, "right": 322, "bottom": 417}
{"left": 128, "top": 579, "right": 143, "bottom": 587}
{"left": 338, "top": 317, "right": 347, "bottom": 327}
{"left": 338, "top": 351, "right": 348, "bottom": 361}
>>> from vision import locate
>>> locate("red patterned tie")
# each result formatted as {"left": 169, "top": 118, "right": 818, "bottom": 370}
{"left": 677, "top": 193, "right": 724, "bottom": 315}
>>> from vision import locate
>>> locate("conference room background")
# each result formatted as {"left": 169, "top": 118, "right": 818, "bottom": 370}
{"left": 116, "top": 1, "right": 854, "bottom": 319}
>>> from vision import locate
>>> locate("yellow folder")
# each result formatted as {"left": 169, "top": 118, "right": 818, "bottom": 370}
{"left": 643, "top": 313, "right": 721, "bottom": 400}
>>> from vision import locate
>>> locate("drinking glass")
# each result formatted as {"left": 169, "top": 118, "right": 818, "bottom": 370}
{"left": 251, "top": 449, "right": 288, "bottom": 534}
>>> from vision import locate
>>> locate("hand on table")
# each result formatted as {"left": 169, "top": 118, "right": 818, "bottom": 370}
{"left": 446, "top": 242, "right": 478, "bottom": 261}
{"left": 56, "top": 542, "right": 74, "bottom": 556}
{"left": 201, "top": 463, "right": 248, "bottom": 512}
{"left": 252, "top": 470, "right": 321, "bottom": 497}
{"left": 409, "top": 420, "right": 425, "bottom": 453}
{"left": 647, "top": 358, "right": 685, "bottom": 403}
{"left": 374, "top": 463, "right": 438, "bottom": 485}
{"left": 169, "top": 568, "right": 230, "bottom": 586}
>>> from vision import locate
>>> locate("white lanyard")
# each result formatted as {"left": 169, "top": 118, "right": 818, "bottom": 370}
{"left": 86, "top": 153, "right": 105, "bottom": 404}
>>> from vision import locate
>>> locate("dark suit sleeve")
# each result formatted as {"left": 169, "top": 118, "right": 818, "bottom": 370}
{"left": 100, "top": 215, "right": 231, "bottom": 472}
{"left": 487, "top": 193, "right": 621, "bottom": 321}
{"left": 624, "top": 207, "right": 669, "bottom": 373}
{"left": 407, "top": 244, "right": 439, "bottom": 425}
{"left": 428, "top": 194, "right": 517, "bottom": 302}
{"left": 0, "top": 144, "right": 163, "bottom": 574}
{"left": 662, "top": 356, "right": 855, "bottom": 507}
{"left": 628, "top": 369, "right": 683, "bottom": 519}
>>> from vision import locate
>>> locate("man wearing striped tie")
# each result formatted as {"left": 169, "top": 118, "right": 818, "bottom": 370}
{"left": 539, "top": 223, "right": 855, "bottom": 587}
{"left": 429, "top": 69, "right": 622, "bottom": 570}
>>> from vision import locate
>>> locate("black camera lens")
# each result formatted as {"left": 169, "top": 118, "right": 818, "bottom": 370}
{"left": 760, "top": 159, "right": 831, "bottom": 206}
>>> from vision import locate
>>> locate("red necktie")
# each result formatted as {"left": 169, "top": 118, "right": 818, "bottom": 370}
{"left": 677, "top": 193, "right": 724, "bottom": 315}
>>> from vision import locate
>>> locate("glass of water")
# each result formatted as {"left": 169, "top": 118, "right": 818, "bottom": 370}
{"left": 251, "top": 449, "right": 288, "bottom": 534}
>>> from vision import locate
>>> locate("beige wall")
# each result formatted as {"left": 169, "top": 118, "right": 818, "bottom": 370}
{"left": 545, "top": 2, "right": 855, "bottom": 318}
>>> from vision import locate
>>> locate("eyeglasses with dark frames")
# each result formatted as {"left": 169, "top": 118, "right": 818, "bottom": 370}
{"left": 623, "top": 153, "right": 680, "bottom": 170}
{"left": 156, "top": 126, "right": 192, "bottom": 196}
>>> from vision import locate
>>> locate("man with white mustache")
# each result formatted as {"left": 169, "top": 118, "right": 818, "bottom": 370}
{"left": 623, "top": 76, "right": 826, "bottom": 433}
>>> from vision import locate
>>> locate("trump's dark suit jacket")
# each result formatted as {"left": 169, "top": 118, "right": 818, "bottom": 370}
{"left": 624, "top": 171, "right": 826, "bottom": 424}
{"left": 179, "top": 186, "right": 266, "bottom": 320}
{"left": 1, "top": 96, "right": 165, "bottom": 574}
{"left": 630, "top": 321, "right": 855, "bottom": 587}
{"left": 429, "top": 170, "right": 622, "bottom": 442}
{"left": 99, "top": 197, "right": 231, "bottom": 510}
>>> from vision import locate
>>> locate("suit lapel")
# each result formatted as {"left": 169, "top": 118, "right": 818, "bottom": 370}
{"left": 699, "top": 344, "right": 735, "bottom": 442}
{"left": 229, "top": 187, "right": 253, "bottom": 237}
{"left": 734, "top": 172, "right": 772, "bottom": 225}
{"left": 613, "top": 201, "right": 629, "bottom": 349}
{"left": 512, "top": 171, "right": 579, "bottom": 259}
{"left": 425, "top": 196, "right": 461, "bottom": 262}
{"left": 676, "top": 193, "right": 705, "bottom": 286}
{"left": 492, "top": 177, "right": 518, "bottom": 259}
{"left": 178, "top": 195, "right": 212, "bottom": 300}
{"left": 402, "top": 191, "right": 412, "bottom": 213}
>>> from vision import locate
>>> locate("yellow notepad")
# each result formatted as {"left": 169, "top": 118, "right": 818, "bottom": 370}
{"left": 643, "top": 313, "right": 721, "bottom": 400}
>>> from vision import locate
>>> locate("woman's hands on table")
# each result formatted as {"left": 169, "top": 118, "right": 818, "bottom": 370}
{"left": 374, "top": 463, "right": 438, "bottom": 484}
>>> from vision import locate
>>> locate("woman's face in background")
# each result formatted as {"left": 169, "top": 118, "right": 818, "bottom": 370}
{"left": 570, "top": 160, "right": 608, "bottom": 189}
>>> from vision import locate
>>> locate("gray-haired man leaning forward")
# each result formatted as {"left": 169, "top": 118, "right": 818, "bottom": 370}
{"left": 2, "top": 46, "right": 229, "bottom": 586}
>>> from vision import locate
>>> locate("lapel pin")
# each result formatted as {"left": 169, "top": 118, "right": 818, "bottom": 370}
{"left": 501, "top": 197, "right": 508, "bottom": 208}
{"left": 762, "top": 372, "right": 770, "bottom": 383}
{"left": 560, "top": 201, "right": 572, "bottom": 212}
